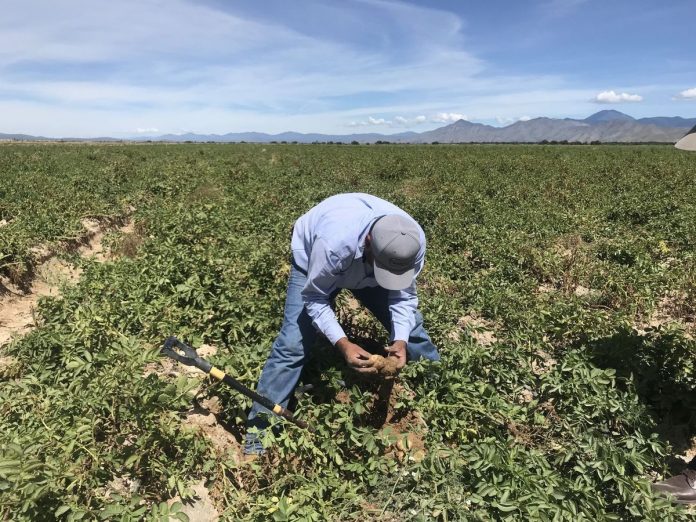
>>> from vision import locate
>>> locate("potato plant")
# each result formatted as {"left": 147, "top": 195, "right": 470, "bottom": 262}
{"left": 1, "top": 143, "right": 695, "bottom": 520}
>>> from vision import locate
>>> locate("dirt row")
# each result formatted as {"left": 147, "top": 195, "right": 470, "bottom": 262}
{"left": 0, "top": 217, "right": 134, "bottom": 348}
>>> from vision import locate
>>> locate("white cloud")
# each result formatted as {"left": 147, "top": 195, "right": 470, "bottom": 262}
{"left": 593, "top": 90, "right": 643, "bottom": 103}
{"left": 674, "top": 87, "right": 696, "bottom": 100}
{"left": 496, "top": 114, "right": 533, "bottom": 126}
{"left": 135, "top": 127, "right": 159, "bottom": 133}
{"left": 348, "top": 116, "right": 391, "bottom": 127}
{"left": 432, "top": 112, "right": 467, "bottom": 123}
{"left": 391, "top": 115, "right": 428, "bottom": 126}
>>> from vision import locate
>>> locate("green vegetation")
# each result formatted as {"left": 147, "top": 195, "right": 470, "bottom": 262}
{"left": 1, "top": 143, "right": 695, "bottom": 520}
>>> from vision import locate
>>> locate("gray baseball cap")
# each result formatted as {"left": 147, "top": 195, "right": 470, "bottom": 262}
{"left": 370, "top": 214, "right": 421, "bottom": 290}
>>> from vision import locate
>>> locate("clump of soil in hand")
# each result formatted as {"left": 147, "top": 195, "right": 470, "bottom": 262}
{"left": 369, "top": 354, "right": 400, "bottom": 376}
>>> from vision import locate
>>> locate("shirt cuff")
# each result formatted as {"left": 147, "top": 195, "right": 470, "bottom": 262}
{"left": 322, "top": 319, "right": 347, "bottom": 346}
{"left": 391, "top": 325, "right": 411, "bottom": 344}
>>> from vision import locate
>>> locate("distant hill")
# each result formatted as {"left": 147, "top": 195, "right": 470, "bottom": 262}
{"left": 584, "top": 109, "right": 636, "bottom": 124}
{"left": 2, "top": 111, "right": 694, "bottom": 144}
{"left": 0, "top": 132, "right": 51, "bottom": 141}
{"left": 400, "top": 112, "right": 689, "bottom": 144}
{"left": 0, "top": 133, "right": 122, "bottom": 142}
{"left": 638, "top": 116, "right": 696, "bottom": 128}
{"left": 143, "top": 110, "right": 692, "bottom": 144}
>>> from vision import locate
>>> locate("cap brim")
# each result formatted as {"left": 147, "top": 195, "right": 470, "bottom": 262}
{"left": 373, "top": 261, "right": 415, "bottom": 291}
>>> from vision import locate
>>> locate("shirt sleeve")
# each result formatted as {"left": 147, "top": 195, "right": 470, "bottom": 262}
{"left": 388, "top": 241, "right": 425, "bottom": 342}
{"left": 388, "top": 282, "right": 419, "bottom": 342}
{"left": 301, "top": 238, "right": 347, "bottom": 345}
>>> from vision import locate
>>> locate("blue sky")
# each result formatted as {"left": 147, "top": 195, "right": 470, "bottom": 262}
{"left": 1, "top": 0, "right": 695, "bottom": 137}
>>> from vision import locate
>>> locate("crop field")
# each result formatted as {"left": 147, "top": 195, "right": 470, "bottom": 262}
{"left": 1, "top": 143, "right": 696, "bottom": 521}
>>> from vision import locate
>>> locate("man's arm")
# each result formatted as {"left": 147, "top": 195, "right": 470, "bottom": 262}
{"left": 301, "top": 238, "right": 346, "bottom": 345}
{"left": 388, "top": 245, "right": 423, "bottom": 343}
{"left": 302, "top": 238, "right": 377, "bottom": 373}
{"left": 384, "top": 283, "right": 417, "bottom": 371}
{"left": 388, "top": 283, "right": 419, "bottom": 342}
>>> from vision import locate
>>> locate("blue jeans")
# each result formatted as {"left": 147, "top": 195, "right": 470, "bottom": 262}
{"left": 244, "top": 264, "right": 439, "bottom": 454}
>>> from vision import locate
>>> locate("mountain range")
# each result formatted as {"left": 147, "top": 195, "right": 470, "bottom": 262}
{"left": 1, "top": 110, "right": 694, "bottom": 144}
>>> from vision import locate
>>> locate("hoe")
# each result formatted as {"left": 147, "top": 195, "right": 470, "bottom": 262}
{"left": 161, "top": 336, "right": 311, "bottom": 430}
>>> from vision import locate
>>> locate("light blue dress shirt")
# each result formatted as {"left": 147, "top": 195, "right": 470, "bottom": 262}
{"left": 290, "top": 193, "right": 426, "bottom": 344}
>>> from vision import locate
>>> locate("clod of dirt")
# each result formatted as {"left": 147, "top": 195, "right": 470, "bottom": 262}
{"left": 369, "top": 354, "right": 400, "bottom": 376}
{"left": 201, "top": 396, "right": 222, "bottom": 415}
{"left": 168, "top": 480, "right": 219, "bottom": 522}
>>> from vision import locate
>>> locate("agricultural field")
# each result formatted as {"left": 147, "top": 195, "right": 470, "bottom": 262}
{"left": 1, "top": 142, "right": 695, "bottom": 521}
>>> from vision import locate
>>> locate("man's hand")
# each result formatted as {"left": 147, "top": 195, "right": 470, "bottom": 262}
{"left": 386, "top": 340, "right": 407, "bottom": 371}
{"left": 335, "top": 338, "right": 377, "bottom": 374}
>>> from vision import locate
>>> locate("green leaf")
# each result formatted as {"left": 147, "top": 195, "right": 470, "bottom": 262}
{"left": 55, "top": 505, "right": 71, "bottom": 517}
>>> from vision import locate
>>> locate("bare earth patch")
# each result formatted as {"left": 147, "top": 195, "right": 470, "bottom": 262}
{"left": 448, "top": 313, "right": 498, "bottom": 346}
{"left": 145, "top": 341, "right": 235, "bottom": 520}
{"left": 144, "top": 342, "right": 243, "bottom": 468}
{"left": 574, "top": 285, "right": 600, "bottom": 299}
{"left": 0, "top": 258, "right": 80, "bottom": 345}
{"left": 635, "top": 292, "right": 695, "bottom": 336}
{"left": 0, "top": 217, "right": 134, "bottom": 346}
{"left": 168, "top": 480, "right": 220, "bottom": 522}
{"left": 357, "top": 381, "right": 428, "bottom": 463}
{"left": 183, "top": 400, "right": 242, "bottom": 460}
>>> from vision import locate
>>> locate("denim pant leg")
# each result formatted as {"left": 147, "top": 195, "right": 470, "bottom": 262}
{"left": 245, "top": 264, "right": 317, "bottom": 453}
{"left": 349, "top": 286, "right": 440, "bottom": 361}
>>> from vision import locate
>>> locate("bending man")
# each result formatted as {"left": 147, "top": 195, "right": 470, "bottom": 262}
{"left": 245, "top": 193, "right": 440, "bottom": 454}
